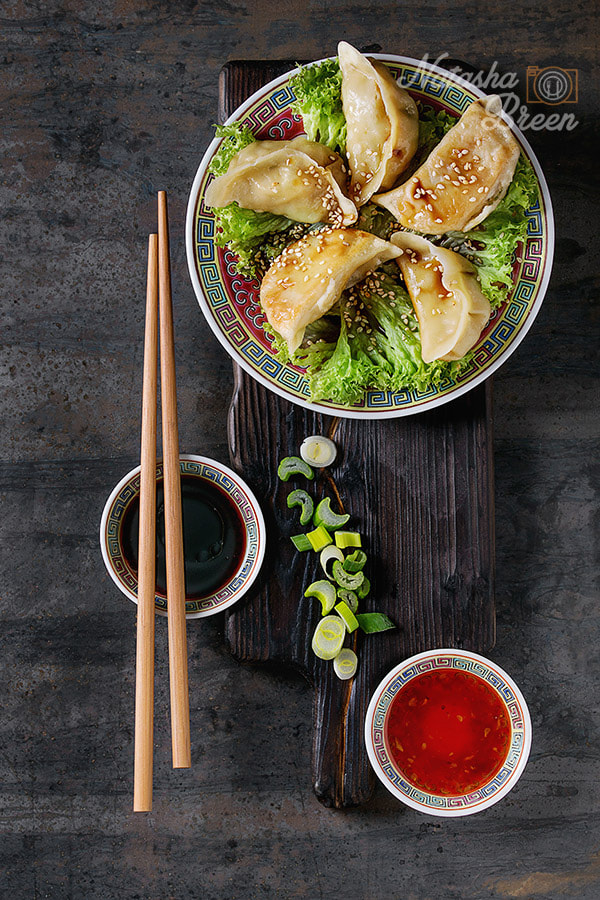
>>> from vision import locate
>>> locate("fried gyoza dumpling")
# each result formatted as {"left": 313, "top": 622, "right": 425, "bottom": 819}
{"left": 390, "top": 231, "right": 491, "bottom": 362}
{"left": 204, "top": 136, "right": 357, "bottom": 226}
{"left": 374, "top": 96, "right": 520, "bottom": 234}
{"left": 260, "top": 227, "right": 401, "bottom": 352}
{"left": 338, "top": 41, "right": 419, "bottom": 206}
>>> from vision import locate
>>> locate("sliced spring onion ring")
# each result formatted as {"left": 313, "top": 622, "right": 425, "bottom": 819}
{"left": 287, "top": 488, "right": 314, "bottom": 526}
{"left": 320, "top": 544, "right": 344, "bottom": 577}
{"left": 336, "top": 588, "right": 358, "bottom": 613}
{"left": 334, "top": 530, "right": 362, "bottom": 549}
{"left": 332, "top": 559, "right": 365, "bottom": 591}
{"left": 311, "top": 615, "right": 346, "bottom": 660}
{"left": 290, "top": 533, "right": 312, "bottom": 551}
{"left": 313, "top": 496, "right": 350, "bottom": 531}
{"left": 300, "top": 435, "right": 337, "bottom": 468}
{"left": 335, "top": 600, "right": 359, "bottom": 633}
{"left": 306, "top": 524, "right": 332, "bottom": 552}
{"left": 343, "top": 549, "right": 367, "bottom": 573}
{"left": 277, "top": 455, "right": 314, "bottom": 482}
{"left": 357, "top": 576, "right": 371, "bottom": 599}
{"left": 304, "top": 579, "right": 337, "bottom": 614}
{"left": 333, "top": 648, "right": 358, "bottom": 680}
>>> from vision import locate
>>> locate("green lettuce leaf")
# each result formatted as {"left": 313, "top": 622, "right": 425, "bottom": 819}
{"left": 290, "top": 58, "right": 346, "bottom": 153}
{"left": 212, "top": 204, "right": 300, "bottom": 278}
{"left": 356, "top": 202, "right": 396, "bottom": 240}
{"left": 208, "top": 122, "right": 256, "bottom": 176}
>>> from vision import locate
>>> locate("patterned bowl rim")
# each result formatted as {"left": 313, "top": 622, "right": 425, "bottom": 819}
{"left": 186, "top": 53, "right": 554, "bottom": 419}
{"left": 99, "top": 454, "right": 266, "bottom": 619}
{"left": 364, "top": 648, "right": 532, "bottom": 817}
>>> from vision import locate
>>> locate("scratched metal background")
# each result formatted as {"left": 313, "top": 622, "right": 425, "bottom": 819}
{"left": 0, "top": 1, "right": 598, "bottom": 898}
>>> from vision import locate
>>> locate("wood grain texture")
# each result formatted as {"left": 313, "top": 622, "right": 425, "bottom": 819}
{"left": 221, "top": 62, "right": 495, "bottom": 807}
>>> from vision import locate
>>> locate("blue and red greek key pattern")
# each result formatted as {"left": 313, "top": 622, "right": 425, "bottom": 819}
{"left": 191, "top": 57, "right": 552, "bottom": 417}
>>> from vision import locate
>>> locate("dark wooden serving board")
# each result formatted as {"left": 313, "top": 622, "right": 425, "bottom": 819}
{"left": 221, "top": 61, "right": 495, "bottom": 808}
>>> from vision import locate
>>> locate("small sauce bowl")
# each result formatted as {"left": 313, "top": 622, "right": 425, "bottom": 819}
{"left": 100, "top": 454, "right": 266, "bottom": 618}
{"left": 365, "top": 649, "right": 532, "bottom": 816}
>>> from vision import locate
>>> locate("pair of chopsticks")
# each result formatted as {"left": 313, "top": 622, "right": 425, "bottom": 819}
{"left": 134, "top": 192, "right": 191, "bottom": 813}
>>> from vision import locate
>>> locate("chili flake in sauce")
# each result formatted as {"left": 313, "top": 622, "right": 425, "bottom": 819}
{"left": 386, "top": 669, "right": 511, "bottom": 795}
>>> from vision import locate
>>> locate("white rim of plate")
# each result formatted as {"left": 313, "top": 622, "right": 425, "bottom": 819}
{"left": 186, "top": 54, "right": 555, "bottom": 419}
{"left": 364, "top": 648, "right": 533, "bottom": 817}
{"left": 99, "top": 454, "right": 266, "bottom": 619}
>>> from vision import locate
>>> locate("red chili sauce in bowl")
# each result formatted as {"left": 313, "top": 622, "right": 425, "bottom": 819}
{"left": 386, "top": 669, "right": 511, "bottom": 796}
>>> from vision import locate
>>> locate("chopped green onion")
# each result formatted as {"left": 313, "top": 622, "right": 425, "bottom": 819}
{"left": 336, "top": 588, "right": 358, "bottom": 613}
{"left": 290, "top": 533, "right": 312, "bottom": 551}
{"left": 355, "top": 612, "right": 396, "bottom": 634}
{"left": 277, "top": 455, "right": 315, "bottom": 482}
{"left": 304, "top": 579, "right": 337, "bottom": 614}
{"left": 312, "top": 615, "right": 346, "bottom": 660}
{"left": 300, "top": 435, "right": 337, "bottom": 468}
{"left": 306, "top": 524, "right": 333, "bottom": 551}
{"left": 334, "top": 531, "right": 362, "bottom": 549}
{"left": 333, "top": 648, "right": 358, "bottom": 680}
{"left": 357, "top": 576, "right": 371, "bottom": 599}
{"left": 320, "top": 544, "right": 344, "bottom": 577}
{"left": 313, "top": 496, "right": 350, "bottom": 531}
{"left": 335, "top": 600, "right": 359, "bottom": 633}
{"left": 343, "top": 549, "right": 367, "bottom": 573}
{"left": 332, "top": 559, "right": 365, "bottom": 591}
{"left": 287, "top": 488, "right": 314, "bottom": 526}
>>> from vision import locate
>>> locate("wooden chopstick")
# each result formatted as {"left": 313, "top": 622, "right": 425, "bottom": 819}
{"left": 158, "top": 190, "right": 191, "bottom": 769}
{"left": 133, "top": 233, "right": 159, "bottom": 812}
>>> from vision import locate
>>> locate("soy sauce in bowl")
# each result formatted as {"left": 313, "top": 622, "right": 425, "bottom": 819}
{"left": 121, "top": 475, "right": 246, "bottom": 599}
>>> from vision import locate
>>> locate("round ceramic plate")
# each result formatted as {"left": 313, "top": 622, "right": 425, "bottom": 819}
{"left": 186, "top": 54, "right": 554, "bottom": 419}
{"left": 99, "top": 455, "right": 266, "bottom": 618}
{"left": 365, "top": 649, "right": 532, "bottom": 816}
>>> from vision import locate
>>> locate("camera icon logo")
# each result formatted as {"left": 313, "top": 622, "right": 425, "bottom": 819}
{"left": 527, "top": 66, "right": 578, "bottom": 105}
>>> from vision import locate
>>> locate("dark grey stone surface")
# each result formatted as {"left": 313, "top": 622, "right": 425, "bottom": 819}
{"left": 1, "top": 1, "right": 598, "bottom": 898}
